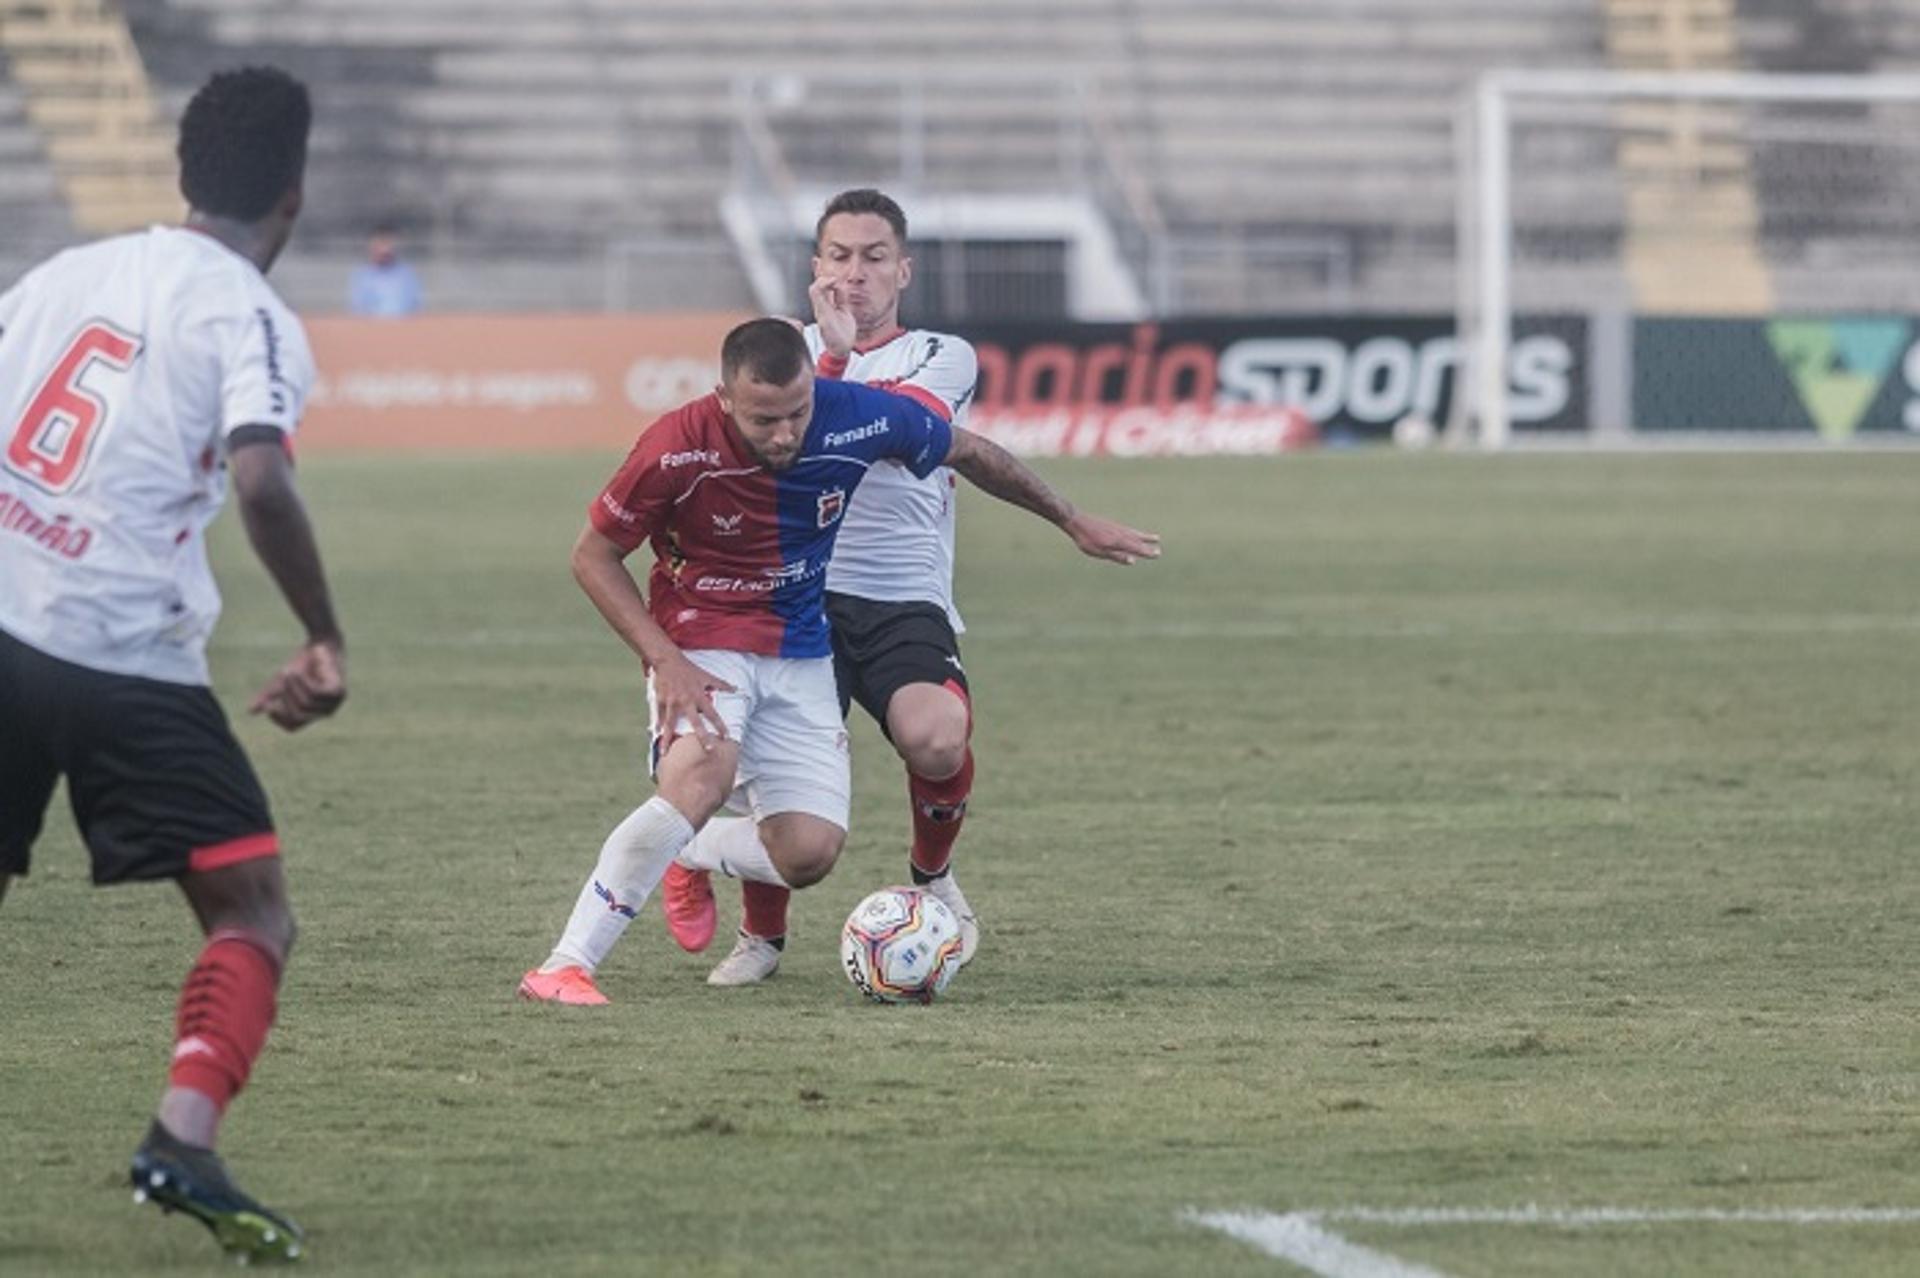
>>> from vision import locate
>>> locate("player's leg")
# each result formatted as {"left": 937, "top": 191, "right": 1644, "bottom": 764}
{"left": 704, "top": 655, "right": 850, "bottom": 986}
{"left": 884, "top": 677, "right": 979, "bottom": 964}
{"left": 0, "top": 626, "right": 61, "bottom": 910}
{"left": 59, "top": 662, "right": 305, "bottom": 1261}
{"left": 698, "top": 621, "right": 864, "bottom": 951}
{"left": 521, "top": 650, "right": 749, "bottom": 1003}
{"left": 135, "top": 862, "right": 305, "bottom": 1263}
{"left": 833, "top": 595, "right": 980, "bottom": 962}
{"left": 168, "top": 855, "right": 295, "bottom": 1147}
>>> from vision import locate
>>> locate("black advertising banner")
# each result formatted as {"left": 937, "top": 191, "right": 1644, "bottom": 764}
{"left": 1636, "top": 316, "right": 1920, "bottom": 438}
{"left": 961, "top": 316, "right": 1588, "bottom": 455}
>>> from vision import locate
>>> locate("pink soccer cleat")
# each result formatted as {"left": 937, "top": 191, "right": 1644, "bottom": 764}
{"left": 517, "top": 965, "right": 609, "bottom": 1006}
{"left": 661, "top": 863, "right": 717, "bottom": 952}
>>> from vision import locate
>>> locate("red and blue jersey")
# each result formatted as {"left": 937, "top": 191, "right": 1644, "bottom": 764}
{"left": 590, "top": 379, "right": 953, "bottom": 658}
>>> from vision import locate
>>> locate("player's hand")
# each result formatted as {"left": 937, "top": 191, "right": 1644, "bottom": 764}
{"left": 250, "top": 637, "right": 347, "bottom": 732}
{"left": 653, "top": 653, "right": 736, "bottom": 752}
{"left": 808, "top": 275, "right": 857, "bottom": 360}
{"left": 1064, "top": 512, "right": 1162, "bottom": 565}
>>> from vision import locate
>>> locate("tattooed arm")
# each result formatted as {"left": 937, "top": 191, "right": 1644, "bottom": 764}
{"left": 944, "top": 427, "right": 1161, "bottom": 565}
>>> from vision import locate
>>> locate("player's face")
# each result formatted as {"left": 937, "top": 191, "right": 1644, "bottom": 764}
{"left": 813, "top": 212, "right": 911, "bottom": 333}
{"left": 719, "top": 369, "right": 814, "bottom": 471}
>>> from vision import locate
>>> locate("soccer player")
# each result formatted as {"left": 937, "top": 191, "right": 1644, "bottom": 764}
{"left": 662, "top": 188, "right": 1152, "bottom": 986}
{"left": 0, "top": 67, "right": 342, "bottom": 1261}
{"left": 518, "top": 318, "right": 1156, "bottom": 1005}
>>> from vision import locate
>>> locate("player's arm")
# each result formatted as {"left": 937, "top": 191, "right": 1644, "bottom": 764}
{"left": 229, "top": 428, "right": 347, "bottom": 730}
{"left": 943, "top": 426, "right": 1162, "bottom": 566}
{"left": 570, "top": 528, "right": 732, "bottom": 748}
{"left": 578, "top": 439, "right": 737, "bottom": 746}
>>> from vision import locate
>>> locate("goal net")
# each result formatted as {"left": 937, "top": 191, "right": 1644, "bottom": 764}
{"left": 1456, "top": 70, "right": 1920, "bottom": 447}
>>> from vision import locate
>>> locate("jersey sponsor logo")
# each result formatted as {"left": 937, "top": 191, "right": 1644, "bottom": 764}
{"left": 0, "top": 490, "right": 95, "bottom": 560}
{"left": 692, "top": 557, "right": 820, "bottom": 594}
{"left": 822, "top": 418, "right": 889, "bottom": 448}
{"left": 255, "top": 307, "right": 290, "bottom": 417}
{"left": 598, "top": 491, "right": 639, "bottom": 526}
{"left": 662, "top": 448, "right": 722, "bottom": 469}
{"left": 817, "top": 487, "right": 845, "bottom": 528}
{"left": 710, "top": 510, "right": 744, "bottom": 536}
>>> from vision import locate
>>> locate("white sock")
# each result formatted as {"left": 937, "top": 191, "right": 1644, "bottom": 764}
{"left": 676, "top": 814, "right": 791, "bottom": 887}
{"left": 544, "top": 796, "right": 696, "bottom": 973}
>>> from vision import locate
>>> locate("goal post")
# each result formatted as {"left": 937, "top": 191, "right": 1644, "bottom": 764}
{"left": 1457, "top": 70, "right": 1920, "bottom": 448}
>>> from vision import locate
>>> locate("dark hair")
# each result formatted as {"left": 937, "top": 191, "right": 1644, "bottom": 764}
{"left": 177, "top": 66, "right": 312, "bottom": 221}
{"left": 815, "top": 188, "right": 908, "bottom": 249}
{"left": 721, "top": 318, "right": 809, "bottom": 386}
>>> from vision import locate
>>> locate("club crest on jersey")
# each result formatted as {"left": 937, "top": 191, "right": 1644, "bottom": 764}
{"left": 817, "top": 487, "right": 846, "bottom": 528}
{"left": 710, "top": 511, "right": 743, "bottom": 536}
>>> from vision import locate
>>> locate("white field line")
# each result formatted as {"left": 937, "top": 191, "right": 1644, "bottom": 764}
{"left": 1320, "top": 1206, "right": 1920, "bottom": 1227}
{"left": 1187, "top": 1206, "right": 1920, "bottom": 1278}
{"left": 215, "top": 613, "right": 1920, "bottom": 651}
{"left": 1187, "top": 1211, "right": 1450, "bottom": 1278}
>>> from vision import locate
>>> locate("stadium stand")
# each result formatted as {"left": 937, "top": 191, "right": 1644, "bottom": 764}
{"left": 0, "top": 55, "right": 78, "bottom": 289}
{"left": 0, "top": 1, "right": 1914, "bottom": 316}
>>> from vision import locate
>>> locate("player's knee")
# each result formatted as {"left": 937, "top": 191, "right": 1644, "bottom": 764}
{"left": 229, "top": 894, "right": 296, "bottom": 966}
{"left": 183, "top": 856, "right": 295, "bottom": 964}
{"left": 895, "top": 715, "right": 969, "bottom": 782}
{"left": 765, "top": 823, "right": 845, "bottom": 889}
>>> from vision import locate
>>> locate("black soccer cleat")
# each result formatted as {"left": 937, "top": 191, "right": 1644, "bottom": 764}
{"left": 129, "top": 1121, "right": 305, "bottom": 1264}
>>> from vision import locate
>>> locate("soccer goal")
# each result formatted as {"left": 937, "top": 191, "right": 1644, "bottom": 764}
{"left": 1455, "top": 70, "right": 1920, "bottom": 447}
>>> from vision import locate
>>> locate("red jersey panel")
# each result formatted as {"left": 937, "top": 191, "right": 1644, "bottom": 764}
{"left": 589, "top": 382, "right": 951, "bottom": 658}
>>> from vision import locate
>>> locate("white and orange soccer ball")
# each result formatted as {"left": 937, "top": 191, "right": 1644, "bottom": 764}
{"left": 840, "top": 886, "right": 964, "bottom": 1004}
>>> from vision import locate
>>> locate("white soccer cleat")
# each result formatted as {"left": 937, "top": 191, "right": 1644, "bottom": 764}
{"left": 706, "top": 931, "right": 782, "bottom": 986}
{"left": 922, "top": 872, "right": 979, "bottom": 969}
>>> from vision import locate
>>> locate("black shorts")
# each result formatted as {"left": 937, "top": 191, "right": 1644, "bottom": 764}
{"left": 0, "top": 626, "right": 277, "bottom": 885}
{"left": 826, "top": 592, "right": 970, "bottom": 738}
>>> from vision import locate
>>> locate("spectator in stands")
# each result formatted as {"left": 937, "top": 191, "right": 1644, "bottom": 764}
{"left": 347, "top": 223, "right": 423, "bottom": 317}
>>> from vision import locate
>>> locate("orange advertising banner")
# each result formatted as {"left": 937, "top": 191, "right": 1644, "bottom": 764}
{"left": 300, "top": 313, "right": 751, "bottom": 452}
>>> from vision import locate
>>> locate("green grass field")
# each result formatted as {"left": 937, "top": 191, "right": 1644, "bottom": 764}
{"left": 4, "top": 451, "right": 1918, "bottom": 1276}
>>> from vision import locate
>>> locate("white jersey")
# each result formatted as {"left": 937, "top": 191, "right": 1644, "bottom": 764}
{"left": 804, "top": 325, "right": 978, "bottom": 631}
{"left": 0, "top": 226, "right": 313, "bottom": 685}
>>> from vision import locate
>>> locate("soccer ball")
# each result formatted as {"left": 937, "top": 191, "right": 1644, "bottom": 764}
{"left": 840, "top": 886, "right": 963, "bottom": 1004}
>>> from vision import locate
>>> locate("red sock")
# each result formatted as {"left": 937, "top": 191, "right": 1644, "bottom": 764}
{"left": 168, "top": 929, "right": 281, "bottom": 1114}
{"left": 910, "top": 747, "right": 974, "bottom": 879}
{"left": 741, "top": 879, "right": 791, "bottom": 940}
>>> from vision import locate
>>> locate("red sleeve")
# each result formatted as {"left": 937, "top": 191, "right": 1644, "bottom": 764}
{"left": 588, "top": 410, "right": 685, "bottom": 552}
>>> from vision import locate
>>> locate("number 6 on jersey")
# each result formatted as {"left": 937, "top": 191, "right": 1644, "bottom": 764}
{"left": 5, "top": 320, "right": 142, "bottom": 494}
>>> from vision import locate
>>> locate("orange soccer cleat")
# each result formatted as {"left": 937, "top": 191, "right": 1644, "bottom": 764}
{"left": 517, "top": 965, "right": 609, "bottom": 1006}
{"left": 660, "top": 863, "right": 717, "bottom": 952}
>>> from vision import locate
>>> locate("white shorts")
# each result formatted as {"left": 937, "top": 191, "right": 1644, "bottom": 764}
{"left": 647, "top": 649, "right": 851, "bottom": 829}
